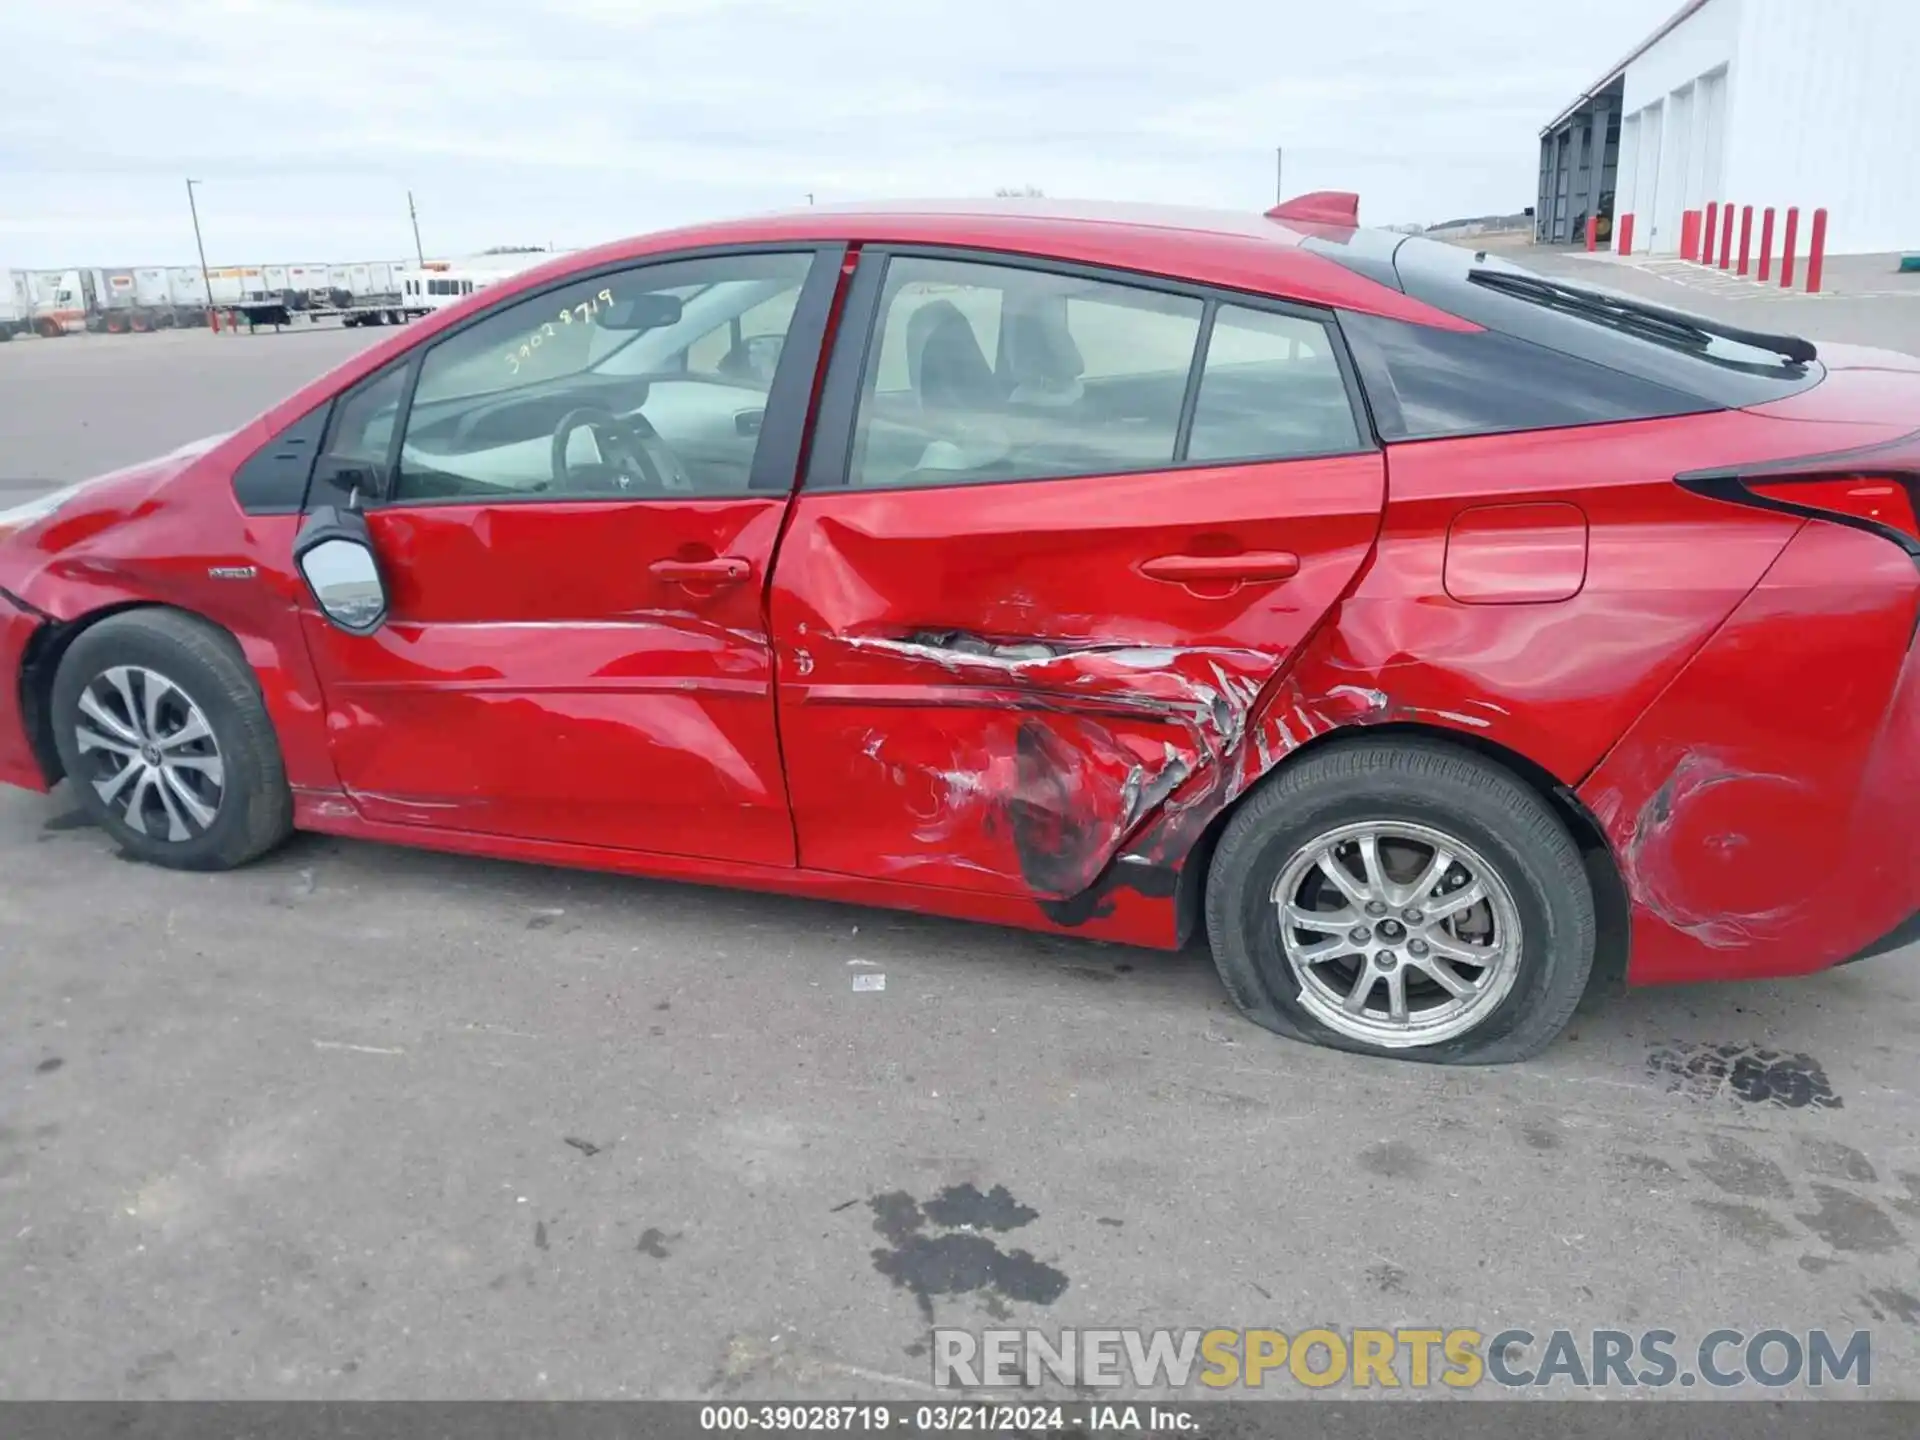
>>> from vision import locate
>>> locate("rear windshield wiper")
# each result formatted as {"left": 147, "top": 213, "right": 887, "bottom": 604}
{"left": 1467, "top": 269, "right": 1818, "bottom": 366}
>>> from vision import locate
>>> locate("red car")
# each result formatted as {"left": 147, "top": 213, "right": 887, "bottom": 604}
{"left": 4, "top": 195, "right": 1917, "bottom": 1064}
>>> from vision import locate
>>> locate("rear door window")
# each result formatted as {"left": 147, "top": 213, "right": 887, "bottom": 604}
{"left": 846, "top": 256, "right": 1204, "bottom": 489}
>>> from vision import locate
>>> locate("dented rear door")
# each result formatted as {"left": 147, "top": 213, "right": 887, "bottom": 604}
{"left": 767, "top": 249, "right": 1386, "bottom": 914}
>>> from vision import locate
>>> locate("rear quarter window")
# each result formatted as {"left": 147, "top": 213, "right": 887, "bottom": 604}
{"left": 1190, "top": 305, "right": 1362, "bottom": 460}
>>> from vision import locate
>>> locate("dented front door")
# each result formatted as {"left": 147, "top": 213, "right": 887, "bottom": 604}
{"left": 768, "top": 249, "right": 1386, "bottom": 916}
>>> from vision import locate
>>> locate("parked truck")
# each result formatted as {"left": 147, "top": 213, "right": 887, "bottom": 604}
{"left": 1, "top": 267, "right": 73, "bottom": 337}
{"left": 3, "top": 266, "right": 211, "bottom": 334}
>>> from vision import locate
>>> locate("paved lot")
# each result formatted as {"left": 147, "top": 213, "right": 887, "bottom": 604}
{"left": 5, "top": 315, "right": 1920, "bottom": 1403}
{"left": 0, "top": 326, "right": 386, "bottom": 490}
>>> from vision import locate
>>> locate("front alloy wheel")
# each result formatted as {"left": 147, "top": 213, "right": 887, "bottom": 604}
{"left": 73, "top": 665, "right": 226, "bottom": 841}
{"left": 50, "top": 608, "right": 293, "bottom": 871}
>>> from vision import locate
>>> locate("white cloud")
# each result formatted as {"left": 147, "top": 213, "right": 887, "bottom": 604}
{"left": 1, "top": 0, "right": 1679, "bottom": 266}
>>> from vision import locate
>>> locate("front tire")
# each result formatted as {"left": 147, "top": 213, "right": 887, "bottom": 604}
{"left": 51, "top": 610, "right": 293, "bottom": 871}
{"left": 1205, "top": 739, "right": 1595, "bottom": 1064}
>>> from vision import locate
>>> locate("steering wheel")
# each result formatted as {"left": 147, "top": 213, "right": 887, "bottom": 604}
{"left": 550, "top": 406, "right": 668, "bottom": 495}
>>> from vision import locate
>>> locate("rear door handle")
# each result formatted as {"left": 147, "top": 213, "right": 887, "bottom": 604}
{"left": 650, "top": 556, "right": 753, "bottom": 585}
{"left": 1140, "top": 551, "right": 1300, "bottom": 583}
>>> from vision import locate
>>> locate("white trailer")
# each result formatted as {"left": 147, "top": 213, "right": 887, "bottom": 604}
{"left": 0, "top": 269, "right": 29, "bottom": 340}
{"left": 288, "top": 263, "right": 329, "bottom": 293}
{"left": 80, "top": 266, "right": 205, "bottom": 330}
{"left": 132, "top": 267, "right": 168, "bottom": 308}
{"left": 328, "top": 263, "right": 373, "bottom": 297}
{"left": 168, "top": 268, "right": 209, "bottom": 309}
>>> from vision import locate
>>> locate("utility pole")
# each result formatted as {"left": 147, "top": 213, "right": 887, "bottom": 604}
{"left": 1275, "top": 148, "right": 1284, "bottom": 204}
{"left": 185, "top": 178, "right": 215, "bottom": 328}
{"left": 806, "top": 192, "right": 815, "bottom": 206}
{"left": 408, "top": 190, "right": 426, "bottom": 265}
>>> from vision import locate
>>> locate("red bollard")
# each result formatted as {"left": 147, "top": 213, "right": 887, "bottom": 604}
{"left": 1585, "top": 214, "right": 1598, "bottom": 252}
{"left": 1719, "top": 204, "right": 1735, "bottom": 269}
{"left": 1807, "top": 208, "right": 1828, "bottom": 294}
{"left": 1680, "top": 209, "right": 1702, "bottom": 261}
{"left": 1758, "top": 207, "right": 1776, "bottom": 281}
{"left": 209, "top": 308, "right": 219, "bottom": 334}
{"left": 1781, "top": 206, "right": 1800, "bottom": 288}
{"left": 1737, "top": 206, "right": 1753, "bottom": 276}
{"left": 1703, "top": 202, "right": 1719, "bottom": 264}
{"left": 1617, "top": 213, "right": 1635, "bottom": 256}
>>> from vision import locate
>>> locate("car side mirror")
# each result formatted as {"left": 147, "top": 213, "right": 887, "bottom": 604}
{"left": 294, "top": 505, "right": 389, "bottom": 634}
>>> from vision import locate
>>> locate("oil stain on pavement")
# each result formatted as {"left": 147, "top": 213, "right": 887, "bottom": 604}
{"left": 1646, "top": 1041, "right": 1843, "bottom": 1109}
{"left": 866, "top": 1183, "right": 1068, "bottom": 1320}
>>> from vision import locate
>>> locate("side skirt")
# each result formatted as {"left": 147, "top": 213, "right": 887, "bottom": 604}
{"left": 291, "top": 790, "right": 1182, "bottom": 950}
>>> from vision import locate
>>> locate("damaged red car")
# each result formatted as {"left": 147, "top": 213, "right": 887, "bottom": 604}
{"left": 4, "top": 195, "right": 1918, "bottom": 1064}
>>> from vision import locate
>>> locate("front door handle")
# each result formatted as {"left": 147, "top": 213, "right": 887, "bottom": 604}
{"left": 650, "top": 556, "right": 753, "bottom": 586}
{"left": 1140, "top": 551, "right": 1300, "bottom": 584}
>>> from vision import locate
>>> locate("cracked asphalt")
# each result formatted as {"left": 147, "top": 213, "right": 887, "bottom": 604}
{"left": 3, "top": 312, "right": 1920, "bottom": 1402}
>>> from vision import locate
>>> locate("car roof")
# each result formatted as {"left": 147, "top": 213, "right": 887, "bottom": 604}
{"left": 491, "top": 199, "right": 1467, "bottom": 328}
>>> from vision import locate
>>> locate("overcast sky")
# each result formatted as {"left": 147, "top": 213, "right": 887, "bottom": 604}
{"left": 4, "top": 0, "right": 1679, "bottom": 267}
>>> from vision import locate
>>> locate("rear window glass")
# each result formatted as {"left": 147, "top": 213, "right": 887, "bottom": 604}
{"left": 1339, "top": 312, "right": 1709, "bottom": 441}
{"left": 1309, "top": 234, "right": 1823, "bottom": 438}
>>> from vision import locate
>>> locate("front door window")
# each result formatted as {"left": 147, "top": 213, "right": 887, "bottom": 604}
{"left": 393, "top": 252, "right": 815, "bottom": 503}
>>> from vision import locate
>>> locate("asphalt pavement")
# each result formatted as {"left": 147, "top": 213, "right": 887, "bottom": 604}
{"left": 3, "top": 305, "right": 1920, "bottom": 1403}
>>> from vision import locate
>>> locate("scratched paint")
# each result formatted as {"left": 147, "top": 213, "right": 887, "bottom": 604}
{"left": 1573, "top": 515, "right": 1920, "bottom": 985}
{"left": 1592, "top": 751, "right": 1807, "bottom": 949}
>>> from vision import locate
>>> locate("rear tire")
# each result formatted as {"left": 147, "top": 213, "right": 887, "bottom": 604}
{"left": 50, "top": 610, "right": 293, "bottom": 871}
{"left": 1204, "top": 738, "right": 1595, "bottom": 1065}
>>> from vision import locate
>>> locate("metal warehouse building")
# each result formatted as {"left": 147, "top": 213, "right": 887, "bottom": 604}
{"left": 1539, "top": 0, "right": 1920, "bottom": 256}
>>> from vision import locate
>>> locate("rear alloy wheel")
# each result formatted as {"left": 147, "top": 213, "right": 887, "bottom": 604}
{"left": 51, "top": 610, "right": 293, "bottom": 870}
{"left": 1205, "top": 739, "right": 1595, "bottom": 1064}
{"left": 1270, "top": 821, "right": 1522, "bottom": 1048}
